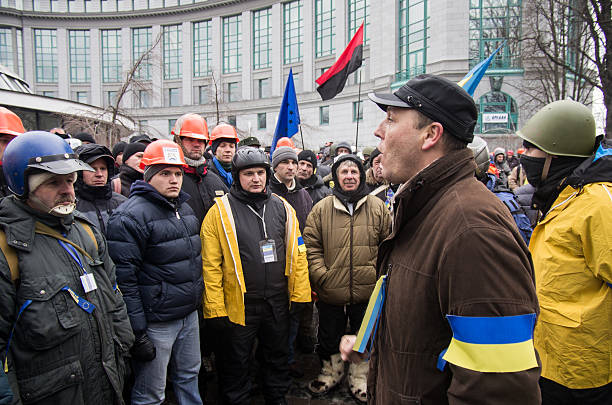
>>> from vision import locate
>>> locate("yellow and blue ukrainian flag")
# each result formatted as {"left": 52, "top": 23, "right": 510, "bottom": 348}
{"left": 457, "top": 42, "right": 505, "bottom": 96}
{"left": 438, "top": 313, "right": 539, "bottom": 373}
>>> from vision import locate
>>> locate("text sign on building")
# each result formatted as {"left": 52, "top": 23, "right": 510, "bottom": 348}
{"left": 482, "top": 113, "right": 509, "bottom": 123}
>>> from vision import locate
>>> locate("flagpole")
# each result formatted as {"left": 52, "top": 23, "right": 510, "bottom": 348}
{"left": 355, "top": 69, "right": 362, "bottom": 151}
{"left": 299, "top": 125, "right": 305, "bottom": 149}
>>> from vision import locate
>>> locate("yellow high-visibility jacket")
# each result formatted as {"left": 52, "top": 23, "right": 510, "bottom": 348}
{"left": 531, "top": 182, "right": 612, "bottom": 389}
{"left": 201, "top": 193, "right": 311, "bottom": 326}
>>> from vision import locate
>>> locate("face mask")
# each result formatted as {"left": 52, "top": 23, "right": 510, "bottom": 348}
{"left": 520, "top": 155, "right": 546, "bottom": 187}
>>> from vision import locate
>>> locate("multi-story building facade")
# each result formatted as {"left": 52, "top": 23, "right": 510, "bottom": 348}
{"left": 0, "top": 0, "right": 528, "bottom": 150}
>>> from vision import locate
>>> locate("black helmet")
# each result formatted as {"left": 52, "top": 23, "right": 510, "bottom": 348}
{"left": 232, "top": 146, "right": 270, "bottom": 178}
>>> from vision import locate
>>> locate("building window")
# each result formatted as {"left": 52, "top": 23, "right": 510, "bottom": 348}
{"left": 34, "top": 29, "right": 57, "bottom": 83}
{"left": 139, "top": 120, "right": 148, "bottom": 130}
{"left": 253, "top": 7, "right": 272, "bottom": 70}
{"left": 469, "top": 0, "right": 522, "bottom": 69}
{"left": 223, "top": 15, "right": 242, "bottom": 74}
{"left": 348, "top": 0, "right": 369, "bottom": 44}
{"left": 74, "top": 91, "right": 88, "bottom": 103}
{"left": 138, "top": 90, "right": 150, "bottom": 108}
{"left": 320, "top": 105, "right": 330, "bottom": 125}
{"left": 283, "top": 0, "right": 303, "bottom": 64}
{"left": 168, "top": 119, "right": 177, "bottom": 134}
{"left": 196, "top": 85, "right": 209, "bottom": 104}
{"left": 257, "top": 112, "right": 266, "bottom": 130}
{"left": 285, "top": 71, "right": 301, "bottom": 93}
{"left": 398, "top": 0, "right": 427, "bottom": 81}
{"left": 106, "top": 90, "right": 117, "bottom": 106}
{"left": 41, "top": 90, "right": 56, "bottom": 97}
{"left": 163, "top": 24, "right": 182, "bottom": 80}
{"left": 257, "top": 78, "right": 270, "bottom": 99}
{"left": 0, "top": 28, "right": 14, "bottom": 72}
{"left": 476, "top": 91, "right": 518, "bottom": 133}
{"left": 227, "top": 82, "right": 239, "bottom": 102}
{"left": 315, "top": 0, "right": 335, "bottom": 58}
{"left": 101, "top": 29, "right": 122, "bottom": 83}
{"left": 166, "top": 88, "right": 180, "bottom": 106}
{"left": 69, "top": 30, "right": 90, "bottom": 83}
{"left": 193, "top": 20, "right": 212, "bottom": 77}
{"left": 227, "top": 115, "right": 237, "bottom": 127}
{"left": 132, "top": 27, "right": 152, "bottom": 80}
{"left": 352, "top": 101, "right": 363, "bottom": 122}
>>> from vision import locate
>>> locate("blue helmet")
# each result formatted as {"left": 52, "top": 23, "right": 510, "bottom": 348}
{"left": 3, "top": 131, "right": 93, "bottom": 197}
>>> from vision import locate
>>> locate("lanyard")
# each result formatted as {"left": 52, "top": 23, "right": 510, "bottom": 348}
{"left": 247, "top": 203, "right": 268, "bottom": 238}
{"left": 58, "top": 238, "right": 87, "bottom": 274}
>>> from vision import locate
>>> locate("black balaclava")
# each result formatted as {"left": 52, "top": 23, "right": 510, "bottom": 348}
{"left": 230, "top": 165, "right": 271, "bottom": 210}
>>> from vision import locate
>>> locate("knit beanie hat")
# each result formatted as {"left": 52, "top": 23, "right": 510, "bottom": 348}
{"left": 112, "top": 141, "right": 127, "bottom": 159}
{"left": 72, "top": 132, "right": 96, "bottom": 144}
{"left": 369, "top": 147, "right": 382, "bottom": 164}
{"left": 272, "top": 146, "right": 298, "bottom": 169}
{"left": 298, "top": 150, "right": 317, "bottom": 169}
{"left": 123, "top": 142, "right": 147, "bottom": 164}
{"left": 144, "top": 164, "right": 179, "bottom": 182}
{"left": 28, "top": 171, "right": 77, "bottom": 194}
{"left": 211, "top": 138, "right": 237, "bottom": 156}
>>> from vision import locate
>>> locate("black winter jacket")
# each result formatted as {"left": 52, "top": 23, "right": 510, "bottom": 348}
{"left": 182, "top": 164, "right": 228, "bottom": 225}
{"left": 106, "top": 181, "right": 204, "bottom": 333}
{"left": 113, "top": 165, "right": 142, "bottom": 198}
{"left": 298, "top": 174, "right": 331, "bottom": 206}
{"left": 76, "top": 182, "right": 127, "bottom": 235}
{"left": 0, "top": 197, "right": 134, "bottom": 405}
{"left": 0, "top": 166, "right": 9, "bottom": 199}
{"left": 269, "top": 175, "right": 312, "bottom": 233}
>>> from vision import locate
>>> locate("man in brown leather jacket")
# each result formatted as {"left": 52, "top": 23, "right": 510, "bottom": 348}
{"left": 341, "top": 75, "right": 541, "bottom": 404}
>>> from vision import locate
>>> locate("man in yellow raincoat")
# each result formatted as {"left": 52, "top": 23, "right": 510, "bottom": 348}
{"left": 517, "top": 99, "right": 612, "bottom": 404}
{"left": 201, "top": 146, "right": 310, "bottom": 405}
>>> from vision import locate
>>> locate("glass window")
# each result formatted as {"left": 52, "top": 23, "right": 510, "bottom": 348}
{"left": 315, "top": 0, "right": 335, "bottom": 58}
{"left": 227, "top": 82, "right": 239, "bottom": 102}
{"left": 138, "top": 90, "right": 150, "bottom": 108}
{"left": 223, "top": 15, "right": 242, "bottom": 74}
{"left": 0, "top": 28, "right": 13, "bottom": 72}
{"left": 469, "top": 0, "right": 521, "bottom": 69}
{"left": 348, "top": 0, "right": 369, "bottom": 44}
{"left": 285, "top": 71, "right": 302, "bottom": 93}
{"left": 193, "top": 20, "right": 212, "bottom": 77}
{"left": 283, "top": 1, "right": 303, "bottom": 64}
{"left": 168, "top": 119, "right": 177, "bottom": 134}
{"left": 34, "top": 29, "right": 58, "bottom": 83}
{"left": 101, "top": 29, "right": 122, "bottom": 83}
{"left": 196, "top": 85, "right": 209, "bottom": 104}
{"left": 352, "top": 100, "right": 363, "bottom": 122}
{"left": 477, "top": 91, "right": 518, "bottom": 133}
{"left": 74, "top": 91, "right": 88, "bottom": 103}
{"left": 398, "top": 0, "right": 427, "bottom": 81}
{"left": 166, "top": 88, "right": 180, "bottom": 106}
{"left": 257, "top": 78, "right": 270, "bottom": 99}
{"left": 320, "top": 105, "right": 329, "bottom": 125}
{"left": 253, "top": 8, "right": 272, "bottom": 70}
{"left": 163, "top": 24, "right": 182, "bottom": 80}
{"left": 132, "top": 27, "right": 152, "bottom": 80}
{"left": 257, "top": 112, "right": 266, "bottom": 130}
{"left": 41, "top": 90, "right": 56, "bottom": 97}
{"left": 227, "top": 115, "right": 236, "bottom": 127}
{"left": 69, "top": 30, "right": 90, "bottom": 83}
{"left": 106, "top": 90, "right": 117, "bottom": 106}
{"left": 139, "top": 120, "right": 148, "bottom": 130}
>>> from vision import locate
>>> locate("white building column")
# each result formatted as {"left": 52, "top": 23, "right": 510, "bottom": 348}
{"left": 369, "top": 0, "right": 397, "bottom": 81}
{"left": 89, "top": 28, "right": 102, "bottom": 107}
{"left": 57, "top": 28, "right": 69, "bottom": 99}
{"left": 22, "top": 27, "right": 34, "bottom": 85}
{"left": 120, "top": 27, "right": 132, "bottom": 107}
{"left": 182, "top": 21, "right": 193, "bottom": 105}
{"left": 211, "top": 16, "right": 222, "bottom": 88}
{"left": 302, "top": 0, "right": 314, "bottom": 93}
{"left": 241, "top": 10, "right": 252, "bottom": 100}
{"left": 151, "top": 25, "right": 163, "bottom": 107}
{"left": 271, "top": 2, "right": 283, "bottom": 96}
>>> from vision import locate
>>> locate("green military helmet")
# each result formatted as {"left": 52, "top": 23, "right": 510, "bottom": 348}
{"left": 238, "top": 136, "right": 261, "bottom": 148}
{"left": 516, "top": 99, "right": 596, "bottom": 157}
{"left": 362, "top": 146, "right": 375, "bottom": 157}
{"left": 467, "top": 135, "right": 490, "bottom": 177}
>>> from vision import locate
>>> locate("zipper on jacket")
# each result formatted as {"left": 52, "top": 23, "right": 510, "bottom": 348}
{"left": 175, "top": 208, "right": 181, "bottom": 219}
{"left": 349, "top": 214, "right": 354, "bottom": 304}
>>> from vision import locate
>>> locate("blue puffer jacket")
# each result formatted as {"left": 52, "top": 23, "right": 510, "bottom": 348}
{"left": 106, "top": 180, "right": 204, "bottom": 333}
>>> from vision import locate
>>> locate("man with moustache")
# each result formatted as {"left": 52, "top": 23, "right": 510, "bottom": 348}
{"left": 107, "top": 140, "right": 204, "bottom": 405}
{"left": 340, "top": 74, "right": 540, "bottom": 404}
{"left": 201, "top": 147, "right": 310, "bottom": 405}
{"left": 296, "top": 150, "right": 331, "bottom": 206}
{"left": 0, "top": 131, "right": 134, "bottom": 404}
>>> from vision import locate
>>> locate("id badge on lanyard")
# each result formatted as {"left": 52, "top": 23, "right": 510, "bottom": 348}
{"left": 259, "top": 239, "right": 278, "bottom": 263}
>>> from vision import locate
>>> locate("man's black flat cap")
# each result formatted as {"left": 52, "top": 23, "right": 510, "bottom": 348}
{"left": 368, "top": 74, "right": 478, "bottom": 142}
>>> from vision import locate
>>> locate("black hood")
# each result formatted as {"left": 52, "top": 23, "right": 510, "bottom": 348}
{"left": 331, "top": 154, "right": 368, "bottom": 204}
{"left": 566, "top": 138, "right": 612, "bottom": 188}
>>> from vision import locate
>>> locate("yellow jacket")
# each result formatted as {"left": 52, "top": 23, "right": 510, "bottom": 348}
{"left": 201, "top": 194, "right": 311, "bottom": 326}
{"left": 531, "top": 182, "right": 612, "bottom": 389}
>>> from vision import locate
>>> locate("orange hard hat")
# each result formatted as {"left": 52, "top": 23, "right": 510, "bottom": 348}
{"left": 209, "top": 123, "right": 239, "bottom": 144}
{"left": 0, "top": 107, "right": 25, "bottom": 137}
{"left": 517, "top": 147, "right": 526, "bottom": 155}
{"left": 171, "top": 113, "right": 208, "bottom": 140}
{"left": 139, "top": 139, "right": 186, "bottom": 169}
{"left": 276, "top": 137, "right": 295, "bottom": 148}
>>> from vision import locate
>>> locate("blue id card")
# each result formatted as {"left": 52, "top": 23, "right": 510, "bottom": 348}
{"left": 259, "top": 239, "right": 278, "bottom": 263}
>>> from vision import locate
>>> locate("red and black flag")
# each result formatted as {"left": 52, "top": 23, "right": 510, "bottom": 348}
{"left": 316, "top": 23, "right": 364, "bottom": 101}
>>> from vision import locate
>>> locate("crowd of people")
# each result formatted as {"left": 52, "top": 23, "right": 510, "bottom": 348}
{"left": 0, "top": 72, "right": 610, "bottom": 405}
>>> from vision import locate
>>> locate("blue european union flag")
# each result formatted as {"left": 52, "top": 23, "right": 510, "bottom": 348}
{"left": 271, "top": 68, "right": 300, "bottom": 155}
{"left": 457, "top": 42, "right": 505, "bottom": 96}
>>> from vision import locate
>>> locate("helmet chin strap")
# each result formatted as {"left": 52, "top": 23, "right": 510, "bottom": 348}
{"left": 28, "top": 194, "right": 76, "bottom": 217}
{"left": 540, "top": 154, "right": 553, "bottom": 183}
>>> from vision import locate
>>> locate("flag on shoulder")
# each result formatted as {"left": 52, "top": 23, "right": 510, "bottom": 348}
{"left": 315, "top": 23, "right": 364, "bottom": 101}
{"left": 271, "top": 68, "right": 300, "bottom": 154}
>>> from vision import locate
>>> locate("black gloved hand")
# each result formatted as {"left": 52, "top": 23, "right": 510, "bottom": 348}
{"left": 130, "top": 333, "right": 156, "bottom": 362}
{"left": 207, "top": 316, "right": 232, "bottom": 331}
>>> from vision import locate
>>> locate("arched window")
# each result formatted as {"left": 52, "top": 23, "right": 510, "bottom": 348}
{"left": 476, "top": 91, "right": 518, "bottom": 133}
